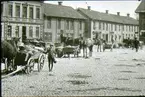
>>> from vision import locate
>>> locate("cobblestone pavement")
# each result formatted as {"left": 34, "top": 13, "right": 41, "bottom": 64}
{"left": 1, "top": 46, "right": 145, "bottom": 96}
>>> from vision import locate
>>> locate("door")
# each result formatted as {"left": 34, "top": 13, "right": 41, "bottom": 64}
{"left": 106, "top": 34, "right": 108, "bottom": 42}
{"left": 22, "top": 26, "right": 26, "bottom": 42}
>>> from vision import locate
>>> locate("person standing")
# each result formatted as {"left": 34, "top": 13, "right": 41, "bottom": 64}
{"left": 60, "top": 30, "right": 64, "bottom": 43}
{"left": 88, "top": 41, "right": 93, "bottom": 57}
{"left": 45, "top": 43, "right": 56, "bottom": 72}
{"left": 133, "top": 37, "right": 140, "bottom": 52}
{"left": 97, "top": 38, "right": 102, "bottom": 52}
{"left": 110, "top": 37, "right": 114, "bottom": 52}
{"left": 79, "top": 36, "right": 84, "bottom": 57}
{"left": 102, "top": 39, "right": 106, "bottom": 52}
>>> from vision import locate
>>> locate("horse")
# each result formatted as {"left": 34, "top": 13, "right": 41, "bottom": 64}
{"left": 79, "top": 38, "right": 94, "bottom": 58}
{"left": 1, "top": 37, "right": 20, "bottom": 72}
{"left": 95, "top": 38, "right": 102, "bottom": 52}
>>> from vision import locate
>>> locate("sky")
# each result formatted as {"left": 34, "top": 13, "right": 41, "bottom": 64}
{"left": 44, "top": 0, "right": 141, "bottom": 19}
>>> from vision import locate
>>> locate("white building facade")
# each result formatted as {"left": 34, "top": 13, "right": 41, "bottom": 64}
{"left": 1, "top": 1, "right": 43, "bottom": 42}
{"left": 78, "top": 8, "right": 139, "bottom": 44}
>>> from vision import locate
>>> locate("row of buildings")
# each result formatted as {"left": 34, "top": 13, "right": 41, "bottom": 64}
{"left": 1, "top": 1, "right": 140, "bottom": 44}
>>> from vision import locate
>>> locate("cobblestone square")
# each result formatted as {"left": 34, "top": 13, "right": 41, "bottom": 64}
{"left": 2, "top": 46, "right": 145, "bottom": 96}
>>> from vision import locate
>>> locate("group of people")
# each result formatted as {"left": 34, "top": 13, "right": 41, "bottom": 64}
{"left": 16, "top": 34, "right": 143, "bottom": 72}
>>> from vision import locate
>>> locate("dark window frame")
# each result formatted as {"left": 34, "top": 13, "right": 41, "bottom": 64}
{"left": 8, "top": 4, "right": 13, "bottom": 17}
{"left": 36, "top": 7, "right": 40, "bottom": 19}
{"left": 16, "top": 4, "right": 20, "bottom": 17}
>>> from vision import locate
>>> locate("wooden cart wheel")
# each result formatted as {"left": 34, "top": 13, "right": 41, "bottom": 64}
{"left": 25, "top": 58, "right": 34, "bottom": 74}
{"left": 38, "top": 54, "right": 45, "bottom": 72}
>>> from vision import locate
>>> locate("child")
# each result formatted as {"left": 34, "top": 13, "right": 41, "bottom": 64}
{"left": 46, "top": 43, "right": 56, "bottom": 72}
{"left": 102, "top": 39, "right": 106, "bottom": 52}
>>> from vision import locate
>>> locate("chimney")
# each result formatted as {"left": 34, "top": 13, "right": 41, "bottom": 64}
{"left": 117, "top": 12, "right": 120, "bottom": 16}
{"left": 127, "top": 13, "right": 130, "bottom": 17}
{"left": 58, "top": 1, "right": 62, "bottom": 5}
{"left": 88, "top": 6, "right": 91, "bottom": 10}
{"left": 106, "top": 10, "right": 109, "bottom": 14}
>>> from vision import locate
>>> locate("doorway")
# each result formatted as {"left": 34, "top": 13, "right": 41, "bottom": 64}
{"left": 22, "top": 26, "right": 26, "bottom": 42}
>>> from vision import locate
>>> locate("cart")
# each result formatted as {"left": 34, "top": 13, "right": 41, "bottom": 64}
{"left": 14, "top": 48, "right": 45, "bottom": 74}
{"left": 62, "top": 46, "right": 80, "bottom": 58}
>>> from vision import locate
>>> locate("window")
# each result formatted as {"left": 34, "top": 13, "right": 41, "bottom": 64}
{"left": 29, "top": 7, "right": 33, "bottom": 19}
{"left": 79, "top": 21, "right": 82, "bottom": 30}
{"left": 129, "top": 26, "right": 131, "bottom": 31}
{"left": 47, "top": 17, "right": 51, "bottom": 28}
{"left": 134, "top": 26, "right": 136, "bottom": 32}
{"left": 16, "top": 5, "right": 20, "bottom": 17}
{"left": 103, "top": 22, "right": 105, "bottom": 30}
{"left": 15, "top": 26, "right": 19, "bottom": 37}
{"left": 1, "top": 3, "right": 3, "bottom": 16}
{"left": 70, "top": 20, "right": 74, "bottom": 30}
{"left": 111, "top": 24, "right": 113, "bottom": 31}
{"left": 22, "top": 6, "right": 27, "bottom": 18}
{"left": 115, "top": 25, "right": 117, "bottom": 31}
{"left": 106, "top": 23, "right": 108, "bottom": 31}
{"left": 93, "top": 21, "right": 95, "bottom": 30}
{"left": 143, "top": 19, "right": 145, "bottom": 28}
{"left": 58, "top": 19, "right": 61, "bottom": 29}
{"left": 29, "top": 26, "right": 33, "bottom": 37}
{"left": 36, "top": 27, "right": 39, "bottom": 38}
{"left": 66, "top": 20, "right": 69, "bottom": 30}
{"left": 126, "top": 25, "right": 128, "bottom": 31}
{"left": 70, "top": 33, "right": 74, "bottom": 37}
{"left": 57, "top": 33, "right": 60, "bottom": 42}
{"left": 48, "top": 33, "right": 52, "bottom": 42}
{"left": 123, "top": 34, "right": 124, "bottom": 39}
{"left": 119, "top": 25, "right": 121, "bottom": 31}
{"left": 7, "top": 25, "right": 12, "bottom": 37}
{"left": 36, "top": 8, "right": 40, "bottom": 19}
{"left": 122, "top": 25, "right": 124, "bottom": 31}
{"left": 8, "top": 4, "right": 13, "bottom": 17}
{"left": 99, "top": 22, "right": 101, "bottom": 30}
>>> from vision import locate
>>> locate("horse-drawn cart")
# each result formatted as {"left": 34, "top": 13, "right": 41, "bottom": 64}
{"left": 56, "top": 45, "right": 80, "bottom": 58}
{"left": 1, "top": 46, "right": 45, "bottom": 79}
{"left": 14, "top": 46, "right": 45, "bottom": 74}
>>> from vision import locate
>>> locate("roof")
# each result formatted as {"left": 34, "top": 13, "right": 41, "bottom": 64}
{"left": 135, "top": 1, "right": 145, "bottom": 13}
{"left": 78, "top": 8, "right": 138, "bottom": 25}
{"left": 43, "top": 3, "right": 86, "bottom": 20}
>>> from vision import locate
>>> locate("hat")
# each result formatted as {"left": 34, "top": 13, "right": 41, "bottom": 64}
{"left": 18, "top": 42, "right": 24, "bottom": 47}
{"left": 49, "top": 43, "right": 54, "bottom": 46}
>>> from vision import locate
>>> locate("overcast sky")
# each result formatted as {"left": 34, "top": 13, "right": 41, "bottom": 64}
{"left": 44, "top": 0, "right": 141, "bottom": 19}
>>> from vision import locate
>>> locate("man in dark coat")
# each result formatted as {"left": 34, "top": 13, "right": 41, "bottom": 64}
{"left": 133, "top": 37, "right": 139, "bottom": 52}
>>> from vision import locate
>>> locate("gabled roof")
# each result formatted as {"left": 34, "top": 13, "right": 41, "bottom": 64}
{"left": 43, "top": 3, "right": 86, "bottom": 20}
{"left": 78, "top": 8, "right": 138, "bottom": 25}
{"left": 135, "top": 1, "right": 145, "bottom": 13}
